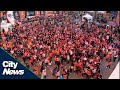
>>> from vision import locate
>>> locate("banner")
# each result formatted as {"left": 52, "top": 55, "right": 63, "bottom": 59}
{"left": 59, "top": 11, "right": 63, "bottom": 15}
{"left": 35, "top": 11, "right": 40, "bottom": 16}
{"left": 103, "top": 11, "right": 107, "bottom": 18}
{"left": 19, "top": 11, "right": 26, "bottom": 19}
{"left": 0, "top": 12, "right": 4, "bottom": 17}
{"left": 45, "top": 11, "right": 54, "bottom": 16}
{"left": 13, "top": 11, "right": 20, "bottom": 20}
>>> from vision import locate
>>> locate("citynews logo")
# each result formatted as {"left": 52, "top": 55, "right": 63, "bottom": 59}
{"left": 2, "top": 61, "right": 24, "bottom": 75}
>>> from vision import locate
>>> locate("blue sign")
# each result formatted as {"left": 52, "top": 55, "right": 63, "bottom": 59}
{"left": 0, "top": 48, "right": 40, "bottom": 79}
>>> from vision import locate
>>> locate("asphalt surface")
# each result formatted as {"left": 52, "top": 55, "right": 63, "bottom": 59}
{"left": 100, "top": 58, "right": 119, "bottom": 79}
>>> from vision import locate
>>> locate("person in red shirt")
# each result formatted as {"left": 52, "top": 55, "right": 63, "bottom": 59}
{"left": 73, "top": 61, "right": 78, "bottom": 72}
{"left": 29, "top": 56, "right": 34, "bottom": 65}
{"left": 105, "top": 51, "right": 110, "bottom": 58}
{"left": 106, "top": 60, "right": 112, "bottom": 70}
{"left": 86, "top": 69, "right": 92, "bottom": 79}
{"left": 96, "top": 71, "right": 102, "bottom": 79}
{"left": 78, "top": 60, "right": 83, "bottom": 73}
{"left": 54, "top": 56, "right": 60, "bottom": 68}
{"left": 81, "top": 69, "right": 85, "bottom": 79}
{"left": 33, "top": 65, "right": 39, "bottom": 76}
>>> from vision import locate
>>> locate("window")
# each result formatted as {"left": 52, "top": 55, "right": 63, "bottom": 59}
{"left": 27, "top": 11, "right": 35, "bottom": 16}
{"left": 54, "top": 11, "right": 57, "bottom": 14}
{"left": 13, "top": 11, "right": 20, "bottom": 19}
{"left": 41, "top": 11, "right": 45, "bottom": 15}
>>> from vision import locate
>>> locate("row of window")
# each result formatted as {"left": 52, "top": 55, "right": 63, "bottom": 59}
{"left": 13, "top": 11, "right": 61, "bottom": 16}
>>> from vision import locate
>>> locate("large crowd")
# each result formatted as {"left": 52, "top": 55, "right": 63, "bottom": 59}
{"left": 0, "top": 11, "right": 119, "bottom": 79}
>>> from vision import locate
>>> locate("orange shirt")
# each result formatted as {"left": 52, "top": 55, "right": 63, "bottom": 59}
{"left": 30, "top": 57, "right": 33, "bottom": 63}
{"left": 3, "top": 43, "right": 6, "bottom": 48}
{"left": 74, "top": 62, "right": 78, "bottom": 67}
{"left": 34, "top": 66, "right": 38, "bottom": 71}
{"left": 28, "top": 41, "right": 32, "bottom": 46}
{"left": 78, "top": 62, "right": 83, "bottom": 68}
{"left": 55, "top": 50, "right": 59, "bottom": 55}
{"left": 58, "top": 47, "right": 62, "bottom": 52}
{"left": 62, "top": 70, "right": 66, "bottom": 75}
{"left": 74, "top": 66, "right": 77, "bottom": 70}
{"left": 0, "top": 12, "right": 3, "bottom": 17}
{"left": 52, "top": 50, "right": 55, "bottom": 54}
{"left": 106, "top": 54, "right": 110, "bottom": 59}
{"left": 87, "top": 70, "right": 91, "bottom": 76}
{"left": 49, "top": 53, "right": 53, "bottom": 57}
{"left": 54, "top": 57, "right": 59, "bottom": 61}
{"left": 34, "top": 66, "right": 39, "bottom": 75}
{"left": 24, "top": 52, "right": 28, "bottom": 56}
{"left": 35, "top": 71, "right": 39, "bottom": 75}
{"left": 108, "top": 62, "right": 112, "bottom": 65}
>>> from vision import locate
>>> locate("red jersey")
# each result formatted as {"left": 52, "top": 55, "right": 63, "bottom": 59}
{"left": 78, "top": 62, "right": 83, "bottom": 68}
{"left": 106, "top": 54, "right": 110, "bottom": 59}
{"left": 49, "top": 53, "right": 53, "bottom": 57}
{"left": 87, "top": 70, "right": 92, "bottom": 76}
{"left": 30, "top": 57, "right": 33, "bottom": 63}
{"left": 74, "top": 62, "right": 78, "bottom": 67}
{"left": 54, "top": 57, "right": 59, "bottom": 61}
{"left": 108, "top": 62, "right": 112, "bottom": 65}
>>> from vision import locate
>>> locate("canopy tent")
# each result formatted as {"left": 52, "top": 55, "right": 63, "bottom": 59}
{"left": 1, "top": 20, "right": 13, "bottom": 32}
{"left": 6, "top": 11, "right": 15, "bottom": 25}
{"left": 82, "top": 14, "right": 93, "bottom": 22}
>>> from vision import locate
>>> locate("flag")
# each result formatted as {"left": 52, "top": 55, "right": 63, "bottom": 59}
{"left": 19, "top": 11, "right": 26, "bottom": 19}
{"left": 35, "top": 11, "right": 40, "bottom": 16}
{"left": 45, "top": 11, "right": 54, "bottom": 16}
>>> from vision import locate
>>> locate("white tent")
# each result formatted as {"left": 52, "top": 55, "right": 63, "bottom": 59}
{"left": 6, "top": 11, "right": 15, "bottom": 25}
{"left": 1, "top": 20, "right": 13, "bottom": 32}
{"left": 82, "top": 14, "right": 93, "bottom": 22}
{"left": 1, "top": 20, "right": 7, "bottom": 25}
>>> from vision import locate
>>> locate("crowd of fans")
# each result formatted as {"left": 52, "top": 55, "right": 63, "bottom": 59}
{"left": 0, "top": 11, "right": 119, "bottom": 79}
